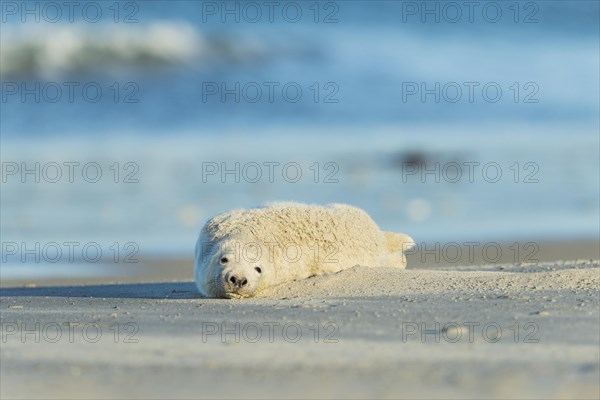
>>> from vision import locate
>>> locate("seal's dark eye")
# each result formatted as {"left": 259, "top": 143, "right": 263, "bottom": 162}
{"left": 220, "top": 257, "right": 228, "bottom": 264}
{"left": 254, "top": 266, "right": 262, "bottom": 274}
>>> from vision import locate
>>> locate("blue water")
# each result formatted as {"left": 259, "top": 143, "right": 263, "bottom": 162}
{"left": 1, "top": 1, "right": 599, "bottom": 273}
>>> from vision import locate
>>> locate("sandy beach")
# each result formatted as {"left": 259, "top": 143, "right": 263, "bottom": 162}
{"left": 3, "top": 0, "right": 598, "bottom": 398}
{"left": 1, "top": 241, "right": 598, "bottom": 399}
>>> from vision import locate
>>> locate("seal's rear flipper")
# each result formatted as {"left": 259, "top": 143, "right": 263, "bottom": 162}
{"left": 384, "top": 232, "right": 415, "bottom": 254}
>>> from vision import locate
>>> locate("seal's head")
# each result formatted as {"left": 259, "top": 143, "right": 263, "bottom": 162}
{"left": 195, "top": 236, "right": 264, "bottom": 299}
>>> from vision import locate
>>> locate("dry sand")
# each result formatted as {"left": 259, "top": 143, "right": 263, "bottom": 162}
{"left": 1, "top": 257, "right": 599, "bottom": 399}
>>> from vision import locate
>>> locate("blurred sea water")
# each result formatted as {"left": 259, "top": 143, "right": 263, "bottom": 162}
{"left": 1, "top": 1, "right": 599, "bottom": 272}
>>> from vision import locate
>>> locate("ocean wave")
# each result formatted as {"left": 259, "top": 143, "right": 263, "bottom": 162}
{"left": 0, "top": 22, "right": 275, "bottom": 78}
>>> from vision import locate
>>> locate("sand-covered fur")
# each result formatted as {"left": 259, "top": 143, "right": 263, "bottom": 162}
{"left": 194, "top": 202, "right": 415, "bottom": 298}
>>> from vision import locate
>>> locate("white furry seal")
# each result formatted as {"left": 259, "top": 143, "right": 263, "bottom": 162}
{"left": 194, "top": 202, "right": 415, "bottom": 298}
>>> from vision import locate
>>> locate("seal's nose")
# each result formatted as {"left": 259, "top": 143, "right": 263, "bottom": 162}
{"left": 228, "top": 274, "right": 248, "bottom": 289}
